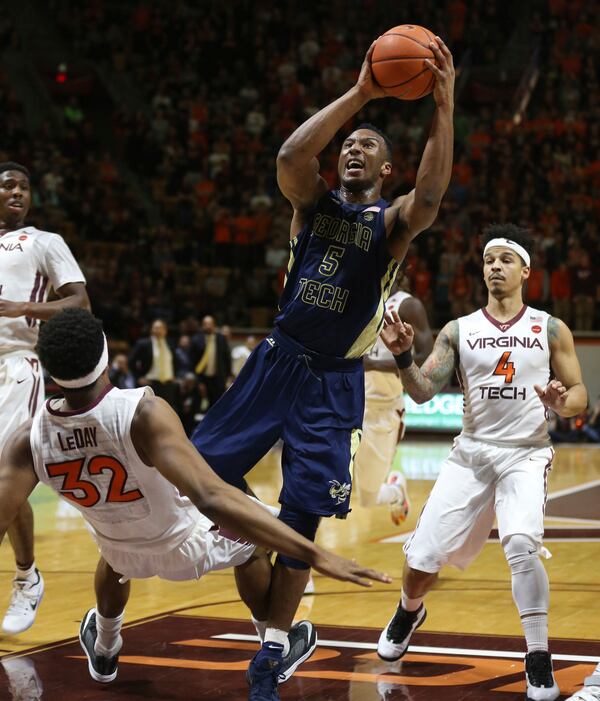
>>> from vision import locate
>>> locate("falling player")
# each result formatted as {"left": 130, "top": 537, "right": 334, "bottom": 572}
{"left": 376, "top": 223, "right": 587, "bottom": 701}
{"left": 354, "top": 271, "right": 433, "bottom": 524}
{"left": 0, "top": 162, "right": 89, "bottom": 635}
{"left": 0, "top": 308, "right": 390, "bottom": 686}
{"left": 191, "top": 36, "right": 455, "bottom": 700}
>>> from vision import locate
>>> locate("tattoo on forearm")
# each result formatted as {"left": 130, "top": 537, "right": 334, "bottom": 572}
{"left": 400, "top": 321, "right": 458, "bottom": 402}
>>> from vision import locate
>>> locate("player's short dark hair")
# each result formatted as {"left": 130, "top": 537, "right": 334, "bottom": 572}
{"left": 482, "top": 223, "right": 533, "bottom": 263}
{"left": 36, "top": 309, "right": 105, "bottom": 384}
{"left": 355, "top": 123, "right": 393, "bottom": 161}
{"left": 0, "top": 162, "right": 30, "bottom": 180}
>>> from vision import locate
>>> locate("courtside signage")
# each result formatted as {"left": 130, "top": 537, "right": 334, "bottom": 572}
{"left": 404, "top": 393, "right": 463, "bottom": 430}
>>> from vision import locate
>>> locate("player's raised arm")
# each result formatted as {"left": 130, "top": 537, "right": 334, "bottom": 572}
{"left": 386, "top": 36, "right": 455, "bottom": 260}
{"left": 0, "top": 421, "right": 39, "bottom": 545}
{"left": 381, "top": 312, "right": 458, "bottom": 403}
{"left": 277, "top": 42, "right": 385, "bottom": 215}
{"left": 533, "top": 317, "right": 587, "bottom": 417}
{"left": 131, "top": 395, "right": 391, "bottom": 587}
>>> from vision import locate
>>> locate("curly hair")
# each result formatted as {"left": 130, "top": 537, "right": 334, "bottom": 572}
{"left": 482, "top": 223, "right": 533, "bottom": 264}
{"left": 0, "top": 162, "right": 30, "bottom": 180}
{"left": 36, "top": 308, "right": 105, "bottom": 382}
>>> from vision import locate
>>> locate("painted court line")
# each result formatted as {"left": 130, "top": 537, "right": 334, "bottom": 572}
{"left": 547, "top": 479, "right": 600, "bottom": 500}
{"left": 214, "top": 634, "right": 599, "bottom": 663}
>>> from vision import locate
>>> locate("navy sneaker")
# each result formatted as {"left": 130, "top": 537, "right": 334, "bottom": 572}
{"left": 247, "top": 641, "right": 283, "bottom": 700}
{"left": 79, "top": 609, "right": 119, "bottom": 683}
{"left": 278, "top": 620, "right": 317, "bottom": 683}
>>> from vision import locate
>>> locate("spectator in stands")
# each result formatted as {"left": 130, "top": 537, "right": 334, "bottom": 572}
{"left": 108, "top": 353, "right": 136, "bottom": 390}
{"left": 175, "top": 334, "right": 194, "bottom": 377}
{"left": 231, "top": 335, "right": 257, "bottom": 378}
{"left": 191, "top": 315, "right": 231, "bottom": 409}
{"left": 129, "top": 319, "right": 180, "bottom": 411}
{"left": 550, "top": 261, "right": 572, "bottom": 325}
{"left": 572, "top": 251, "right": 595, "bottom": 330}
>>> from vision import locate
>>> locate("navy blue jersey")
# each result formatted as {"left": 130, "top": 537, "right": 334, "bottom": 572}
{"left": 275, "top": 190, "right": 399, "bottom": 358}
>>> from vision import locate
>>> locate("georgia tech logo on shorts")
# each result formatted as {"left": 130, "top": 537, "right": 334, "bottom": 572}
{"left": 328, "top": 480, "right": 351, "bottom": 504}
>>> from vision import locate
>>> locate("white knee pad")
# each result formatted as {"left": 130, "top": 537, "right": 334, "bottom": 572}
{"left": 503, "top": 534, "right": 549, "bottom": 616}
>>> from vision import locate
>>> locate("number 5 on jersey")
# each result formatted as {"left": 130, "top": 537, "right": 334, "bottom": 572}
{"left": 46, "top": 456, "right": 144, "bottom": 507}
{"left": 493, "top": 351, "right": 515, "bottom": 383}
{"left": 318, "top": 245, "right": 345, "bottom": 276}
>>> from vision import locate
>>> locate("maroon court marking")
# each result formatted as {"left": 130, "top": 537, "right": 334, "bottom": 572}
{"left": 1, "top": 616, "right": 598, "bottom": 700}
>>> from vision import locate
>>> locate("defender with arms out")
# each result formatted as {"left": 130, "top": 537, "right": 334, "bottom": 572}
{"left": 0, "top": 309, "right": 389, "bottom": 688}
{"left": 377, "top": 223, "right": 587, "bottom": 701}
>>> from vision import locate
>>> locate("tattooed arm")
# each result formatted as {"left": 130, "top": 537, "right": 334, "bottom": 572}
{"left": 534, "top": 317, "right": 587, "bottom": 417}
{"left": 380, "top": 312, "right": 459, "bottom": 403}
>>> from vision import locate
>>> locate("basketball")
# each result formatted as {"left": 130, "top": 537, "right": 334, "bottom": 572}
{"left": 372, "top": 24, "right": 437, "bottom": 100}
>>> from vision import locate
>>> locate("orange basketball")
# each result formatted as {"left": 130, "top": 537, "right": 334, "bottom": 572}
{"left": 372, "top": 24, "right": 437, "bottom": 100}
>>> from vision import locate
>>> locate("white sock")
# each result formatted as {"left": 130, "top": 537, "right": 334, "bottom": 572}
{"left": 521, "top": 613, "right": 548, "bottom": 653}
{"left": 15, "top": 563, "right": 37, "bottom": 583}
{"left": 95, "top": 610, "right": 124, "bottom": 657}
{"left": 401, "top": 591, "right": 424, "bottom": 613}
{"left": 252, "top": 616, "right": 267, "bottom": 643}
{"left": 376, "top": 484, "right": 399, "bottom": 505}
{"left": 264, "top": 627, "right": 289, "bottom": 656}
{"left": 593, "top": 661, "right": 600, "bottom": 676}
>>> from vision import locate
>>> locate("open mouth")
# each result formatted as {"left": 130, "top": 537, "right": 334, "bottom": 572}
{"left": 345, "top": 159, "right": 364, "bottom": 174}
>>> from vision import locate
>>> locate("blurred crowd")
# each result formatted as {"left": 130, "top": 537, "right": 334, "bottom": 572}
{"left": 1, "top": 1, "right": 598, "bottom": 344}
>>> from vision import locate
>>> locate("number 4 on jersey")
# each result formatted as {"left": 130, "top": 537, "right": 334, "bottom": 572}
{"left": 493, "top": 351, "right": 515, "bottom": 383}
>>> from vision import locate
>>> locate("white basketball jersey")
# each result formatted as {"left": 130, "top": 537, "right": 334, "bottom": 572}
{"left": 30, "top": 386, "right": 199, "bottom": 553}
{"left": 0, "top": 227, "right": 85, "bottom": 354}
{"left": 458, "top": 306, "right": 551, "bottom": 446}
{"left": 365, "top": 290, "right": 411, "bottom": 402}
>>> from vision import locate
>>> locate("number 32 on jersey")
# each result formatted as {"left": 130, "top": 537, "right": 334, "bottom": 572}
{"left": 46, "top": 455, "right": 144, "bottom": 507}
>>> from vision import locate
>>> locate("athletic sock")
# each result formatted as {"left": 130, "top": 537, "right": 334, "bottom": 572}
{"left": 94, "top": 610, "right": 124, "bottom": 657}
{"left": 15, "top": 563, "right": 38, "bottom": 583}
{"left": 376, "top": 484, "right": 399, "bottom": 505}
{"left": 252, "top": 616, "right": 267, "bottom": 643}
{"left": 521, "top": 613, "right": 548, "bottom": 653}
{"left": 401, "top": 591, "right": 424, "bottom": 613}
{"left": 265, "top": 627, "right": 290, "bottom": 656}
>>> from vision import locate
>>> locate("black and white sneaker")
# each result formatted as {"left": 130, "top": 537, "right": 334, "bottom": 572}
{"left": 525, "top": 651, "right": 560, "bottom": 700}
{"left": 79, "top": 609, "right": 119, "bottom": 683}
{"left": 278, "top": 620, "right": 317, "bottom": 684}
{"left": 377, "top": 605, "right": 426, "bottom": 661}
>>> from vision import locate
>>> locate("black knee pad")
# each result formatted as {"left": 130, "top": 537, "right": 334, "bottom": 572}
{"left": 275, "top": 503, "right": 321, "bottom": 570}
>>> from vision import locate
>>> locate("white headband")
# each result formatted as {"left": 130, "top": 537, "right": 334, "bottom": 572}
{"left": 483, "top": 237, "right": 530, "bottom": 267}
{"left": 51, "top": 335, "right": 109, "bottom": 389}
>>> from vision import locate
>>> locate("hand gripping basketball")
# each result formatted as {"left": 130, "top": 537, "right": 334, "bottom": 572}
{"left": 424, "top": 35, "right": 455, "bottom": 109}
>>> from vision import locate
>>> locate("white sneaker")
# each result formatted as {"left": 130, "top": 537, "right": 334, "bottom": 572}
{"left": 2, "top": 570, "right": 44, "bottom": 635}
{"left": 1, "top": 656, "right": 43, "bottom": 700}
{"left": 565, "top": 685, "right": 600, "bottom": 700}
{"left": 377, "top": 604, "right": 426, "bottom": 661}
{"left": 387, "top": 471, "right": 410, "bottom": 525}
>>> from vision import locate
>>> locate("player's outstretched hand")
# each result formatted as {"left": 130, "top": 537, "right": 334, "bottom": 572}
{"left": 356, "top": 40, "right": 388, "bottom": 101}
{"left": 424, "top": 35, "right": 455, "bottom": 109}
{"left": 381, "top": 310, "right": 414, "bottom": 355}
{"left": 312, "top": 549, "right": 392, "bottom": 587}
{"left": 534, "top": 380, "right": 568, "bottom": 413}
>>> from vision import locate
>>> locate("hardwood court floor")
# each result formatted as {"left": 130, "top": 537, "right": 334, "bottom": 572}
{"left": 1, "top": 439, "right": 599, "bottom": 700}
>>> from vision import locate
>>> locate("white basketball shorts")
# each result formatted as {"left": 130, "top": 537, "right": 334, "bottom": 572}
{"left": 0, "top": 352, "right": 44, "bottom": 451}
{"left": 404, "top": 434, "right": 554, "bottom": 573}
{"left": 99, "top": 513, "right": 257, "bottom": 581}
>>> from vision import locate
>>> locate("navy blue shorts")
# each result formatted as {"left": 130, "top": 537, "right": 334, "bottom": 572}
{"left": 191, "top": 327, "right": 364, "bottom": 516}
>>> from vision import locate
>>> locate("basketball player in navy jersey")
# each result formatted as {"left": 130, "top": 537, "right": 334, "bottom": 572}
{"left": 191, "top": 38, "right": 455, "bottom": 700}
